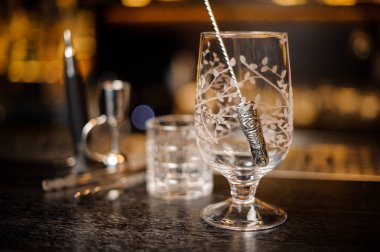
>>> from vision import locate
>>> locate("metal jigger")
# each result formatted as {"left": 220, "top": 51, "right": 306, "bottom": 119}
{"left": 82, "top": 80, "right": 130, "bottom": 171}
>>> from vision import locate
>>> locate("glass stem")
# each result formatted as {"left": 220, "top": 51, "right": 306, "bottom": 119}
{"left": 229, "top": 180, "right": 259, "bottom": 204}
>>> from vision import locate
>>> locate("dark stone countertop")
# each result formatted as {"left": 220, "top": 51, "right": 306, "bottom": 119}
{"left": 0, "top": 159, "right": 380, "bottom": 251}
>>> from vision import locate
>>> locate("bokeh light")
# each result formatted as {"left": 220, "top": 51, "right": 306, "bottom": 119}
{"left": 131, "top": 105, "right": 155, "bottom": 130}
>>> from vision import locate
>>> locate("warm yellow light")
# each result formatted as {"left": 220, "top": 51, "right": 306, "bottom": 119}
{"left": 74, "top": 37, "right": 96, "bottom": 60}
{"left": 8, "top": 61, "right": 24, "bottom": 82}
{"left": 359, "top": 94, "right": 379, "bottom": 120}
{"left": 0, "top": 55, "right": 7, "bottom": 75}
{"left": 23, "top": 60, "right": 41, "bottom": 83}
{"left": 174, "top": 82, "right": 196, "bottom": 114}
{"left": 321, "top": 0, "right": 356, "bottom": 6}
{"left": 293, "top": 89, "right": 318, "bottom": 126}
{"left": 0, "top": 34, "right": 9, "bottom": 56}
{"left": 121, "top": 0, "right": 151, "bottom": 8}
{"left": 78, "top": 60, "right": 92, "bottom": 80}
{"left": 9, "top": 11, "right": 29, "bottom": 41}
{"left": 44, "top": 60, "right": 63, "bottom": 84}
{"left": 57, "top": 0, "right": 77, "bottom": 9}
{"left": 317, "top": 84, "right": 335, "bottom": 111}
{"left": 11, "top": 39, "right": 27, "bottom": 60}
{"left": 335, "top": 88, "right": 358, "bottom": 115}
{"left": 157, "top": 0, "right": 183, "bottom": 2}
{"left": 272, "top": 0, "right": 306, "bottom": 6}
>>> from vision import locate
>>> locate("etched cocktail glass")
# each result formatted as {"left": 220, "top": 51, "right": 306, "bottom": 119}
{"left": 195, "top": 31, "right": 293, "bottom": 231}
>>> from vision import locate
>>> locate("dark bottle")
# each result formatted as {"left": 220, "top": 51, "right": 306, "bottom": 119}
{"left": 63, "top": 29, "right": 89, "bottom": 154}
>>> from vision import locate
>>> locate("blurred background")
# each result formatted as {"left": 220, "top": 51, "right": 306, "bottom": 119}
{"left": 0, "top": 0, "right": 379, "bottom": 178}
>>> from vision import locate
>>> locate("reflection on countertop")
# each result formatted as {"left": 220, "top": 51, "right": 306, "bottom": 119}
{"left": 0, "top": 124, "right": 378, "bottom": 181}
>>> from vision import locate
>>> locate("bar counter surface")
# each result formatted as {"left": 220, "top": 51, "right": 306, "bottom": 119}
{"left": 0, "top": 159, "right": 379, "bottom": 251}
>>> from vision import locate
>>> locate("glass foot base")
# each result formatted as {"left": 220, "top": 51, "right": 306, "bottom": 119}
{"left": 200, "top": 198, "right": 287, "bottom": 231}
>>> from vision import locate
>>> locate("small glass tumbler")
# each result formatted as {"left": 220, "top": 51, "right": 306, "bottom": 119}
{"left": 146, "top": 115, "right": 213, "bottom": 200}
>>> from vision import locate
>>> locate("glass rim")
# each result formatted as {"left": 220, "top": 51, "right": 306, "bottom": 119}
{"left": 201, "top": 31, "right": 288, "bottom": 40}
{"left": 146, "top": 114, "right": 194, "bottom": 131}
{"left": 102, "top": 80, "right": 130, "bottom": 91}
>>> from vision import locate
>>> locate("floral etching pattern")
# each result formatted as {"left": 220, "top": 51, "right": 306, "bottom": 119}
{"left": 195, "top": 43, "right": 293, "bottom": 151}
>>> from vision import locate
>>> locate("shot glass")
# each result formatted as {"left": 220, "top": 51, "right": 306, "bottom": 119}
{"left": 146, "top": 115, "right": 213, "bottom": 200}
